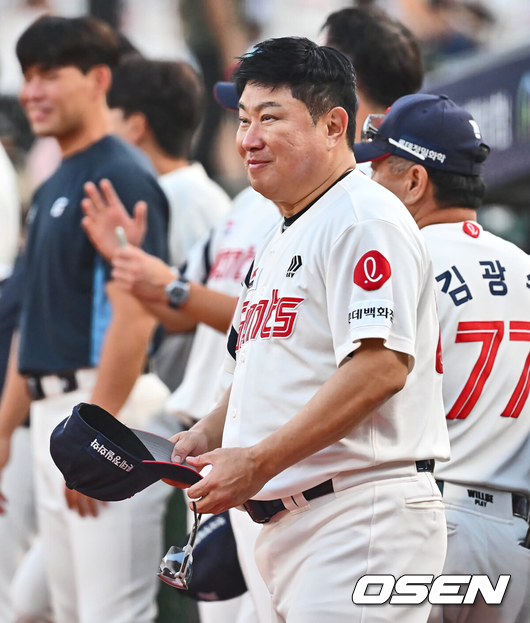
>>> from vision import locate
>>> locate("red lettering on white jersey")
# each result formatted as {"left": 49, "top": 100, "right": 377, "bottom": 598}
{"left": 354, "top": 250, "right": 391, "bottom": 291}
{"left": 209, "top": 246, "right": 256, "bottom": 281}
{"left": 463, "top": 221, "right": 480, "bottom": 239}
{"left": 236, "top": 289, "right": 304, "bottom": 350}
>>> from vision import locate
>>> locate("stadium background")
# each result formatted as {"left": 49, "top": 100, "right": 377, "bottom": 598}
{"left": 0, "top": 1, "right": 529, "bottom": 621}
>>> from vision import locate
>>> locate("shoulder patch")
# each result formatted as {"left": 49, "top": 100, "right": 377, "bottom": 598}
{"left": 354, "top": 250, "right": 391, "bottom": 291}
{"left": 463, "top": 221, "right": 480, "bottom": 238}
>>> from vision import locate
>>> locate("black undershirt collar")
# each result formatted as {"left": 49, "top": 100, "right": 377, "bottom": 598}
{"left": 281, "top": 169, "right": 353, "bottom": 233}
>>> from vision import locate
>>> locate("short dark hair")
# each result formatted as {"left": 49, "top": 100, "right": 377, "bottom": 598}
{"left": 427, "top": 167, "right": 487, "bottom": 210}
{"left": 233, "top": 37, "right": 357, "bottom": 149}
{"left": 16, "top": 15, "right": 120, "bottom": 74}
{"left": 427, "top": 143, "right": 488, "bottom": 209}
{"left": 107, "top": 58, "right": 203, "bottom": 159}
{"left": 323, "top": 7, "right": 423, "bottom": 109}
{"left": 387, "top": 152, "right": 487, "bottom": 209}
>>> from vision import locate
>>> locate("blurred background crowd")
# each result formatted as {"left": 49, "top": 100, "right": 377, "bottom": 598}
{"left": 1, "top": 0, "right": 530, "bottom": 256}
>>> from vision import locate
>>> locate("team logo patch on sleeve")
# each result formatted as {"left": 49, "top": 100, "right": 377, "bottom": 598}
{"left": 354, "top": 251, "right": 391, "bottom": 291}
{"left": 463, "top": 221, "right": 480, "bottom": 238}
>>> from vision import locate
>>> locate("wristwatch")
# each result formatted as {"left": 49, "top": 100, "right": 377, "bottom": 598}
{"left": 165, "top": 276, "right": 191, "bottom": 309}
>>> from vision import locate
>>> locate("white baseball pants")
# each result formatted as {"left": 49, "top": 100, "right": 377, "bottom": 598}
{"left": 428, "top": 481, "right": 530, "bottom": 623}
{"left": 255, "top": 468, "right": 447, "bottom": 623}
{"left": 0, "top": 426, "right": 51, "bottom": 623}
{"left": 31, "top": 372, "right": 171, "bottom": 623}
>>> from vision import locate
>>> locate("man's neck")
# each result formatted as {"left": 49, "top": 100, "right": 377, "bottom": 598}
{"left": 134, "top": 137, "right": 188, "bottom": 176}
{"left": 276, "top": 154, "right": 356, "bottom": 219}
{"left": 416, "top": 206, "right": 478, "bottom": 229}
{"left": 58, "top": 109, "right": 111, "bottom": 158}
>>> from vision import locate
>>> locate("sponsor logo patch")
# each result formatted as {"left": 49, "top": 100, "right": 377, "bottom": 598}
{"left": 348, "top": 299, "right": 394, "bottom": 330}
{"left": 354, "top": 251, "right": 391, "bottom": 291}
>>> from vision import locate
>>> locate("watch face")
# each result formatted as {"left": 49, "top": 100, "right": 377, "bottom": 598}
{"left": 167, "top": 279, "right": 190, "bottom": 308}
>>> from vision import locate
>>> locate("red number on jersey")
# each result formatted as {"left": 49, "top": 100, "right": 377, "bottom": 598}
{"left": 501, "top": 321, "right": 530, "bottom": 418}
{"left": 447, "top": 321, "right": 504, "bottom": 419}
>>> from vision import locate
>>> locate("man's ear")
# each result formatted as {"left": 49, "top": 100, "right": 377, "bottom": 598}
{"left": 405, "top": 164, "right": 430, "bottom": 206}
{"left": 324, "top": 106, "right": 349, "bottom": 149}
{"left": 126, "top": 112, "right": 148, "bottom": 144}
{"left": 90, "top": 65, "right": 113, "bottom": 97}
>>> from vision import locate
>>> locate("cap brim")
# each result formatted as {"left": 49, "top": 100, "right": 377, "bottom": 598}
{"left": 354, "top": 140, "right": 391, "bottom": 163}
{"left": 144, "top": 461, "right": 202, "bottom": 488}
{"left": 132, "top": 428, "right": 202, "bottom": 488}
{"left": 214, "top": 82, "right": 239, "bottom": 112}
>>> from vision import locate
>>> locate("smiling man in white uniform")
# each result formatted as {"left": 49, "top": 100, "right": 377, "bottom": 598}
{"left": 170, "top": 38, "right": 450, "bottom": 623}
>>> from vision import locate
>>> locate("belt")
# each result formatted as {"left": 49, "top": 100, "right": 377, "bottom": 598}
{"left": 245, "top": 459, "right": 435, "bottom": 524}
{"left": 25, "top": 369, "right": 95, "bottom": 401}
{"left": 436, "top": 481, "right": 530, "bottom": 524}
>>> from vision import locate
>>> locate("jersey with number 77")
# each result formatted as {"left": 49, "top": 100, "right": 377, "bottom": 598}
{"left": 427, "top": 221, "right": 530, "bottom": 496}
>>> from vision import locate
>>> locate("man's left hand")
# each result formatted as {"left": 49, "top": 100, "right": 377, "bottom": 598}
{"left": 81, "top": 179, "right": 147, "bottom": 260}
{"left": 64, "top": 485, "right": 106, "bottom": 518}
{"left": 186, "top": 447, "right": 267, "bottom": 515}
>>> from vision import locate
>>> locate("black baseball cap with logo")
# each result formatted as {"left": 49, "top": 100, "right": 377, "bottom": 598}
{"left": 354, "top": 93, "right": 490, "bottom": 175}
{"left": 50, "top": 402, "right": 201, "bottom": 501}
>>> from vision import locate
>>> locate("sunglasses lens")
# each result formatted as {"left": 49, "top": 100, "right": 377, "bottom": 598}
{"left": 157, "top": 546, "right": 193, "bottom": 589}
{"left": 361, "top": 114, "right": 386, "bottom": 142}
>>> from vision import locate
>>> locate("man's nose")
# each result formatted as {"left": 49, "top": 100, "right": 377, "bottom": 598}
{"left": 241, "top": 120, "right": 265, "bottom": 151}
{"left": 20, "top": 77, "right": 44, "bottom": 102}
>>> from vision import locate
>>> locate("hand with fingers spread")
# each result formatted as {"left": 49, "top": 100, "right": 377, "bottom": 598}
{"left": 64, "top": 485, "right": 106, "bottom": 518}
{"left": 184, "top": 447, "right": 268, "bottom": 515}
{"left": 81, "top": 179, "right": 147, "bottom": 261}
{"left": 112, "top": 246, "right": 175, "bottom": 302}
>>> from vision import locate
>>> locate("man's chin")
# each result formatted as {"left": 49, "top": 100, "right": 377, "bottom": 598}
{"left": 29, "top": 123, "right": 57, "bottom": 138}
{"left": 247, "top": 173, "right": 276, "bottom": 201}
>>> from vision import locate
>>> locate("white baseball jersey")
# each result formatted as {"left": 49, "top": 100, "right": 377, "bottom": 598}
{"left": 223, "top": 169, "right": 450, "bottom": 500}
{"left": 427, "top": 222, "right": 530, "bottom": 496}
{"left": 158, "top": 162, "right": 232, "bottom": 268}
{"left": 165, "top": 187, "right": 280, "bottom": 421}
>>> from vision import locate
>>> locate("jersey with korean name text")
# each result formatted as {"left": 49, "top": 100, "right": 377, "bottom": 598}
{"left": 426, "top": 222, "right": 530, "bottom": 496}
{"left": 165, "top": 187, "right": 280, "bottom": 421}
{"left": 223, "top": 169, "right": 450, "bottom": 500}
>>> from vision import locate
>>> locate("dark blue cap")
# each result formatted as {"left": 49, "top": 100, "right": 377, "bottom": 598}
{"left": 50, "top": 403, "right": 201, "bottom": 502}
{"left": 354, "top": 93, "right": 489, "bottom": 175}
{"left": 214, "top": 81, "right": 239, "bottom": 112}
{"left": 179, "top": 511, "right": 247, "bottom": 601}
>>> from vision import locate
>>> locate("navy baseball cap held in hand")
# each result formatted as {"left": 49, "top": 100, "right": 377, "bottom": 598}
{"left": 354, "top": 93, "right": 490, "bottom": 175}
{"left": 50, "top": 402, "right": 201, "bottom": 502}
